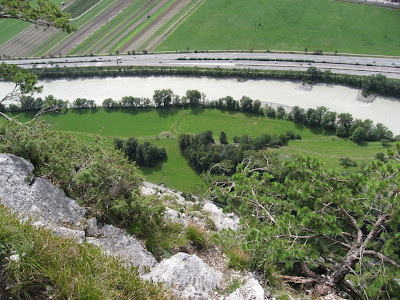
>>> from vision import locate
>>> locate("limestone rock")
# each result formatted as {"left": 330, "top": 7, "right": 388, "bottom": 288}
{"left": 32, "top": 220, "right": 86, "bottom": 243}
{"left": 165, "top": 207, "right": 187, "bottom": 225}
{"left": 143, "top": 182, "right": 186, "bottom": 205}
{"left": 203, "top": 201, "right": 240, "bottom": 231}
{"left": 86, "top": 225, "right": 157, "bottom": 272}
{"left": 85, "top": 217, "right": 99, "bottom": 237}
{"left": 226, "top": 278, "right": 265, "bottom": 300}
{"left": 144, "top": 252, "right": 222, "bottom": 299}
{"left": 0, "top": 153, "right": 86, "bottom": 227}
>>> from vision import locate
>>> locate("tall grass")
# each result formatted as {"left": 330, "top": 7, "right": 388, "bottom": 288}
{"left": 0, "top": 205, "right": 171, "bottom": 299}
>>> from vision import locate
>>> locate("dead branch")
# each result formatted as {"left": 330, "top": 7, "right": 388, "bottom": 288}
{"left": 363, "top": 250, "right": 400, "bottom": 268}
{"left": 280, "top": 275, "right": 317, "bottom": 285}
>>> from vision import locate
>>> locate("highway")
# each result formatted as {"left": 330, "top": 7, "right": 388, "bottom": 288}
{"left": 2, "top": 52, "right": 400, "bottom": 79}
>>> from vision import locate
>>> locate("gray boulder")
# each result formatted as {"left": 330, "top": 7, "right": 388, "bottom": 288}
{"left": 203, "top": 201, "right": 240, "bottom": 231}
{"left": 32, "top": 220, "right": 86, "bottom": 243}
{"left": 165, "top": 207, "right": 187, "bottom": 225}
{"left": 226, "top": 278, "right": 265, "bottom": 300}
{"left": 0, "top": 153, "right": 86, "bottom": 227}
{"left": 85, "top": 217, "right": 99, "bottom": 236}
{"left": 86, "top": 224, "right": 157, "bottom": 272}
{"left": 144, "top": 252, "right": 222, "bottom": 299}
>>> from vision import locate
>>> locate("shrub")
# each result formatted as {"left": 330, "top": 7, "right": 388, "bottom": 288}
{"left": 185, "top": 224, "right": 208, "bottom": 249}
{"left": 226, "top": 247, "right": 250, "bottom": 270}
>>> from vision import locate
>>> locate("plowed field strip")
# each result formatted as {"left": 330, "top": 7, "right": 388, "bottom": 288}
{"left": 118, "top": 0, "right": 191, "bottom": 52}
{"left": 0, "top": 26, "right": 60, "bottom": 57}
{"left": 29, "top": 31, "right": 67, "bottom": 57}
{"left": 48, "top": 0, "right": 133, "bottom": 56}
{"left": 103, "top": 0, "right": 171, "bottom": 53}
{"left": 38, "top": 0, "right": 119, "bottom": 56}
{"left": 71, "top": 0, "right": 156, "bottom": 55}
{"left": 0, "top": 0, "right": 112, "bottom": 58}
{"left": 146, "top": 0, "right": 201, "bottom": 51}
{"left": 0, "top": 19, "right": 30, "bottom": 46}
{"left": 65, "top": 0, "right": 103, "bottom": 19}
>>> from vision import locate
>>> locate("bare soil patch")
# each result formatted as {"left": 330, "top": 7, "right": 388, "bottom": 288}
{"left": 0, "top": 25, "right": 59, "bottom": 57}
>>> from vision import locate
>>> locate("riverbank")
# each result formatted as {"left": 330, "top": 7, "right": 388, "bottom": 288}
{"left": 1, "top": 76, "right": 398, "bottom": 134}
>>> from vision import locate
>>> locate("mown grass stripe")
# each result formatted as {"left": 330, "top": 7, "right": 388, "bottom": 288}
{"left": 111, "top": 0, "right": 177, "bottom": 52}
{"left": 31, "top": 0, "right": 116, "bottom": 57}
{"left": 143, "top": 0, "right": 200, "bottom": 51}
{"left": 99, "top": 0, "right": 166, "bottom": 53}
{"left": 73, "top": 0, "right": 151, "bottom": 54}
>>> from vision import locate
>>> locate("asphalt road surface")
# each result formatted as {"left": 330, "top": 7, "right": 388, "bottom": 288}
{"left": 3, "top": 52, "right": 400, "bottom": 79}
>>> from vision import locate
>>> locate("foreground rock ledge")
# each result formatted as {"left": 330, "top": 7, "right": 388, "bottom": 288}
{"left": 0, "top": 153, "right": 265, "bottom": 299}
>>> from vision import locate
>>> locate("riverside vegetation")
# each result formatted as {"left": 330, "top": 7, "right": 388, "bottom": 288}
{"left": 3, "top": 85, "right": 398, "bottom": 192}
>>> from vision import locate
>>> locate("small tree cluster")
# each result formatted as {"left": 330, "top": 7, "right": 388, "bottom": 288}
{"left": 205, "top": 95, "right": 263, "bottom": 114}
{"left": 71, "top": 98, "right": 97, "bottom": 109}
{"left": 179, "top": 130, "right": 299, "bottom": 174}
{"left": 114, "top": 137, "right": 166, "bottom": 167}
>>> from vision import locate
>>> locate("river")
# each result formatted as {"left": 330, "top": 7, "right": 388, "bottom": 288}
{"left": 0, "top": 76, "right": 399, "bottom": 134}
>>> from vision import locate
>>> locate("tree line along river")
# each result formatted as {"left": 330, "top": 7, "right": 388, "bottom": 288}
{"left": 0, "top": 76, "right": 399, "bottom": 134}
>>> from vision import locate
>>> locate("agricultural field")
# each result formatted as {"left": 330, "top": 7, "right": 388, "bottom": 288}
{"left": 11, "top": 108, "right": 393, "bottom": 193}
{"left": 0, "top": 0, "right": 201, "bottom": 57}
{"left": 0, "top": 0, "right": 66, "bottom": 46}
{"left": 1, "top": 0, "right": 399, "bottom": 58}
{"left": 156, "top": 0, "right": 400, "bottom": 55}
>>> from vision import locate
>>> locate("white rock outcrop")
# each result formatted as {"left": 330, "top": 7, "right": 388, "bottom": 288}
{"left": 144, "top": 252, "right": 222, "bottom": 299}
{"left": 226, "top": 278, "right": 265, "bottom": 300}
{"left": 0, "top": 153, "right": 85, "bottom": 227}
{"left": 203, "top": 201, "right": 240, "bottom": 231}
{"left": 0, "top": 153, "right": 156, "bottom": 272}
{"left": 86, "top": 225, "right": 157, "bottom": 271}
{"left": 143, "top": 181, "right": 240, "bottom": 232}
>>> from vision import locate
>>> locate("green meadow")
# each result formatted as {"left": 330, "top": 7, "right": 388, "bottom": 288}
{"left": 157, "top": 0, "right": 400, "bottom": 55}
{"left": 12, "top": 108, "right": 393, "bottom": 193}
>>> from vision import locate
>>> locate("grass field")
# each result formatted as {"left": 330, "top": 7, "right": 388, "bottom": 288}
{"left": 156, "top": 0, "right": 400, "bottom": 55}
{"left": 11, "top": 108, "right": 393, "bottom": 193}
{"left": 64, "top": 0, "right": 103, "bottom": 19}
{"left": 0, "top": 0, "right": 65, "bottom": 46}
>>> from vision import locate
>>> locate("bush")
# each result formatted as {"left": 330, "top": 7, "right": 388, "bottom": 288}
{"left": 0, "top": 122, "right": 166, "bottom": 234}
{"left": 375, "top": 152, "right": 386, "bottom": 162}
{"left": 226, "top": 247, "right": 250, "bottom": 270}
{"left": 185, "top": 224, "right": 208, "bottom": 249}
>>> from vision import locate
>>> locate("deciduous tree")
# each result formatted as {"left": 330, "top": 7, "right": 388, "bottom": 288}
{"left": 0, "top": 0, "right": 75, "bottom": 32}
{"left": 0, "top": 0, "right": 75, "bottom": 122}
